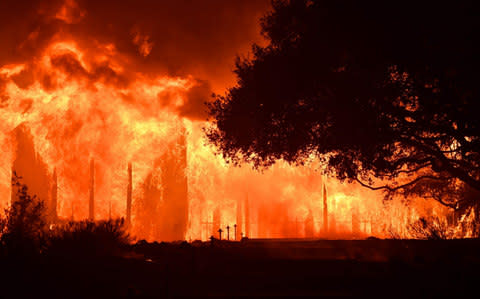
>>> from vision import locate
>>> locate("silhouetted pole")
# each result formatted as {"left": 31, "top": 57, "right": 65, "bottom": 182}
{"left": 226, "top": 225, "right": 230, "bottom": 240}
{"left": 51, "top": 168, "right": 58, "bottom": 222}
{"left": 234, "top": 224, "right": 237, "bottom": 241}
{"left": 323, "top": 182, "right": 328, "bottom": 234}
{"left": 126, "top": 162, "right": 132, "bottom": 226}
{"left": 245, "top": 194, "right": 250, "bottom": 238}
{"left": 236, "top": 198, "right": 243, "bottom": 241}
{"left": 89, "top": 158, "right": 95, "bottom": 221}
{"left": 218, "top": 228, "right": 223, "bottom": 240}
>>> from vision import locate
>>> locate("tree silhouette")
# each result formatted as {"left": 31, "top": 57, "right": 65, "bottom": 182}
{"left": 206, "top": 0, "right": 479, "bottom": 207}
{"left": 0, "top": 172, "right": 47, "bottom": 257}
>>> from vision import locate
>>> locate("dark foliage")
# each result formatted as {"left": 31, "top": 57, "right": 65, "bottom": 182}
{"left": 408, "top": 217, "right": 454, "bottom": 240}
{"left": 1, "top": 174, "right": 130, "bottom": 259}
{"left": 46, "top": 219, "right": 131, "bottom": 258}
{"left": 206, "top": 0, "right": 480, "bottom": 209}
{"left": 0, "top": 173, "right": 47, "bottom": 257}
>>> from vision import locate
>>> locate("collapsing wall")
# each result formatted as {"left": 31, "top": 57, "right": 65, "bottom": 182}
{"left": 134, "top": 128, "right": 189, "bottom": 241}
{"left": 157, "top": 129, "right": 189, "bottom": 241}
{"left": 11, "top": 125, "right": 56, "bottom": 222}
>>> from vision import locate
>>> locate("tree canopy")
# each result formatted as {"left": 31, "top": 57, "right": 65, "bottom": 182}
{"left": 206, "top": 0, "right": 480, "bottom": 209}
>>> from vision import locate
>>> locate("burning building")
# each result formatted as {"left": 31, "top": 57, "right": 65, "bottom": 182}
{"left": 11, "top": 124, "right": 56, "bottom": 223}
{"left": 3, "top": 113, "right": 455, "bottom": 241}
{"left": 133, "top": 126, "right": 188, "bottom": 241}
{"left": 0, "top": 0, "right": 461, "bottom": 242}
{"left": 155, "top": 128, "right": 189, "bottom": 241}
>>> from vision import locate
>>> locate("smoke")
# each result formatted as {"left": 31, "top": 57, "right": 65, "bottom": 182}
{"left": 0, "top": 0, "right": 271, "bottom": 120}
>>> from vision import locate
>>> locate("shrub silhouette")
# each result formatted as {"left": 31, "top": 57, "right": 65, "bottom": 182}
{"left": 1, "top": 173, "right": 130, "bottom": 259}
{"left": 408, "top": 216, "right": 454, "bottom": 240}
{"left": 47, "top": 218, "right": 131, "bottom": 258}
{"left": 0, "top": 173, "right": 47, "bottom": 258}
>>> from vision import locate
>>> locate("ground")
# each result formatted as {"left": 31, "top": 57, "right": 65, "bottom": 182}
{"left": 1, "top": 238, "right": 480, "bottom": 297}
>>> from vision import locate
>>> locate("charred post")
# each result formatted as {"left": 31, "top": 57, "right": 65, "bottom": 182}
{"left": 126, "top": 162, "right": 132, "bottom": 226}
{"left": 236, "top": 198, "right": 243, "bottom": 241}
{"left": 89, "top": 158, "right": 95, "bottom": 221}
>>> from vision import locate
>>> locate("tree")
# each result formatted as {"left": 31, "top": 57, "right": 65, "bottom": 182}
{"left": 0, "top": 173, "right": 47, "bottom": 257}
{"left": 206, "top": 0, "right": 480, "bottom": 209}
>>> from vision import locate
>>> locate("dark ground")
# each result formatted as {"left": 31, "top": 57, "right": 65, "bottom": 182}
{"left": 2, "top": 238, "right": 480, "bottom": 298}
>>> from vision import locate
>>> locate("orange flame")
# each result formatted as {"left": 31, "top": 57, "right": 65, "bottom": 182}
{"left": 0, "top": 35, "right": 453, "bottom": 242}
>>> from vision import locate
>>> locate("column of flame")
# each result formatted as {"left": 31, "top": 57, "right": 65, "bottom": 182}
{"left": 89, "top": 158, "right": 95, "bottom": 221}
{"left": 322, "top": 182, "right": 328, "bottom": 234}
{"left": 236, "top": 197, "right": 242, "bottom": 240}
{"left": 51, "top": 168, "right": 58, "bottom": 222}
{"left": 126, "top": 162, "right": 132, "bottom": 226}
{"left": 245, "top": 194, "right": 250, "bottom": 238}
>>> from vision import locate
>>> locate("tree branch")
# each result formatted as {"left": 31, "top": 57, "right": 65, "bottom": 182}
{"left": 355, "top": 175, "right": 446, "bottom": 192}
{"left": 400, "top": 136, "right": 480, "bottom": 191}
{"left": 393, "top": 162, "right": 432, "bottom": 175}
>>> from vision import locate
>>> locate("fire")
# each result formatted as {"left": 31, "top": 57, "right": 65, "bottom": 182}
{"left": 0, "top": 2, "right": 456, "bottom": 242}
{"left": 0, "top": 64, "right": 26, "bottom": 77}
{"left": 0, "top": 39, "right": 190, "bottom": 227}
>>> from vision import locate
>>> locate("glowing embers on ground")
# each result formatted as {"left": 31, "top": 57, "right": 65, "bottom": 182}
{"left": 0, "top": 40, "right": 455, "bottom": 242}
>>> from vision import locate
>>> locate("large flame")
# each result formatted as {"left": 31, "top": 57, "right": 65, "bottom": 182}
{"left": 0, "top": 1, "right": 454, "bottom": 242}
